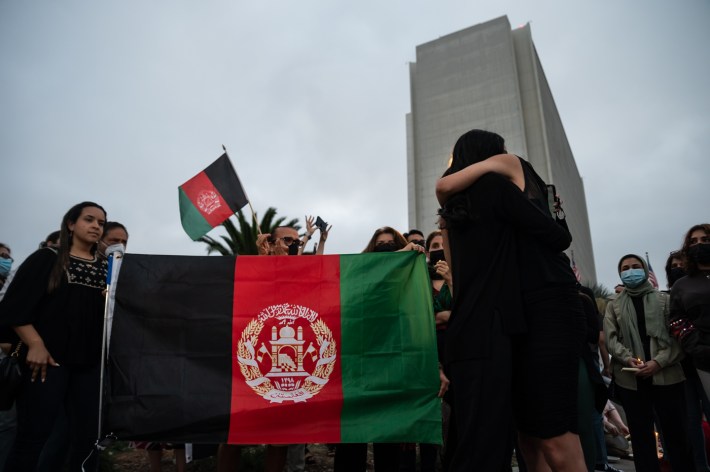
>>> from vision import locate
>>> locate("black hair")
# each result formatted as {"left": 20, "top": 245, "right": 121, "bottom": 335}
{"left": 439, "top": 129, "right": 507, "bottom": 226}
{"left": 664, "top": 250, "right": 682, "bottom": 288}
{"left": 48, "top": 202, "right": 106, "bottom": 292}
{"left": 681, "top": 224, "right": 710, "bottom": 276}
{"left": 425, "top": 230, "right": 442, "bottom": 252}
{"left": 102, "top": 221, "right": 129, "bottom": 240}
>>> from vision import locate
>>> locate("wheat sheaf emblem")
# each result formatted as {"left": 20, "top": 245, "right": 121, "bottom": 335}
{"left": 236, "top": 303, "right": 337, "bottom": 403}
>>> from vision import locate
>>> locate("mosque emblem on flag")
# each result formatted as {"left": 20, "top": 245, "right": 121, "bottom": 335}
{"left": 237, "top": 303, "right": 337, "bottom": 403}
{"left": 196, "top": 190, "right": 221, "bottom": 215}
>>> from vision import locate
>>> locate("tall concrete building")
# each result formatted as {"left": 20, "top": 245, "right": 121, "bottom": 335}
{"left": 406, "top": 15, "right": 596, "bottom": 283}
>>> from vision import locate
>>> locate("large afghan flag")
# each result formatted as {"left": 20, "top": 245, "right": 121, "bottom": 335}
{"left": 178, "top": 153, "right": 248, "bottom": 240}
{"left": 106, "top": 251, "right": 441, "bottom": 444}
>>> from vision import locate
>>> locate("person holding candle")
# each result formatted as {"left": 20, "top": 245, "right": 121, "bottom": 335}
{"left": 604, "top": 253, "right": 692, "bottom": 472}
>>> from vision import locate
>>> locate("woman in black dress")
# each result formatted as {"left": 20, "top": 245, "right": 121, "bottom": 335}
{"left": 0, "top": 201, "right": 108, "bottom": 471}
{"left": 437, "top": 130, "right": 586, "bottom": 471}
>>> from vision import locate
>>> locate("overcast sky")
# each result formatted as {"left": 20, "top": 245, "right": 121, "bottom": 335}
{"left": 1, "top": 0, "right": 708, "bottom": 291}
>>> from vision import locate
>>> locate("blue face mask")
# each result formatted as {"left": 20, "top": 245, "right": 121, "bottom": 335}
{"left": 620, "top": 268, "right": 646, "bottom": 288}
{"left": 0, "top": 258, "right": 12, "bottom": 277}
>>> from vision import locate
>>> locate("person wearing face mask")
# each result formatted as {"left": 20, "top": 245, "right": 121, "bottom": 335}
{"left": 256, "top": 226, "right": 304, "bottom": 256}
{"left": 666, "top": 242, "right": 710, "bottom": 471}
{"left": 98, "top": 222, "right": 129, "bottom": 256}
{"left": 399, "top": 230, "right": 452, "bottom": 472}
{"left": 220, "top": 224, "right": 312, "bottom": 472}
{"left": 404, "top": 229, "right": 426, "bottom": 248}
{"left": 0, "top": 243, "right": 14, "bottom": 472}
{"left": 0, "top": 244, "right": 12, "bottom": 292}
{"left": 665, "top": 250, "right": 686, "bottom": 291}
{"left": 604, "top": 253, "right": 691, "bottom": 472}
{"left": 335, "top": 226, "right": 433, "bottom": 472}
{"left": 670, "top": 224, "right": 710, "bottom": 400}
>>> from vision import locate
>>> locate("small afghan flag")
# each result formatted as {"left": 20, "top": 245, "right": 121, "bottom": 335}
{"left": 646, "top": 252, "right": 659, "bottom": 289}
{"left": 106, "top": 252, "right": 441, "bottom": 445}
{"left": 178, "top": 153, "right": 248, "bottom": 240}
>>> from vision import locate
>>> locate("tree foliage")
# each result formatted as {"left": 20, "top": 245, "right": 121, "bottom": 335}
{"left": 585, "top": 282, "right": 614, "bottom": 300}
{"left": 199, "top": 207, "right": 300, "bottom": 256}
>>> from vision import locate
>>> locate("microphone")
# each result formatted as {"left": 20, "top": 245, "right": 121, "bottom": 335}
{"left": 104, "top": 243, "right": 125, "bottom": 258}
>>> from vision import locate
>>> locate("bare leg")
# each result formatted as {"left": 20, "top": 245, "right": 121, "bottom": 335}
{"left": 217, "top": 444, "right": 241, "bottom": 472}
{"left": 518, "top": 433, "right": 552, "bottom": 472}
{"left": 539, "top": 432, "right": 586, "bottom": 472}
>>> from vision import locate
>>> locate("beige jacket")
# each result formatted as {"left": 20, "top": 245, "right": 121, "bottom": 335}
{"left": 604, "top": 291, "right": 685, "bottom": 390}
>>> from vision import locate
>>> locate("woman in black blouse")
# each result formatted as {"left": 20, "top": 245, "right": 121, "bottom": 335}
{"left": 670, "top": 223, "right": 710, "bottom": 398}
{"left": 0, "top": 201, "right": 108, "bottom": 472}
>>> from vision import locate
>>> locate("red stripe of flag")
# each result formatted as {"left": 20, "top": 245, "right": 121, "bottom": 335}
{"left": 646, "top": 252, "right": 659, "bottom": 289}
{"left": 228, "top": 255, "right": 343, "bottom": 444}
{"left": 180, "top": 171, "right": 236, "bottom": 227}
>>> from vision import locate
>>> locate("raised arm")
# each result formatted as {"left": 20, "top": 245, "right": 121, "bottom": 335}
{"left": 436, "top": 153, "right": 523, "bottom": 205}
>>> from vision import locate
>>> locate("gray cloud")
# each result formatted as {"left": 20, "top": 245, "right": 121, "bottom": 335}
{"left": 1, "top": 0, "right": 708, "bottom": 292}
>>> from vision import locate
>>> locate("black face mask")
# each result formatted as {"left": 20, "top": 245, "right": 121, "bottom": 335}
{"left": 373, "top": 242, "right": 397, "bottom": 253}
{"left": 288, "top": 242, "right": 300, "bottom": 256}
{"left": 668, "top": 267, "right": 686, "bottom": 287}
{"left": 689, "top": 244, "right": 710, "bottom": 265}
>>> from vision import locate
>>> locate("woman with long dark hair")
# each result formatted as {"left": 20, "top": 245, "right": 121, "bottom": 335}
{"left": 670, "top": 224, "right": 710, "bottom": 396}
{"left": 0, "top": 202, "right": 108, "bottom": 471}
{"left": 437, "top": 129, "right": 586, "bottom": 471}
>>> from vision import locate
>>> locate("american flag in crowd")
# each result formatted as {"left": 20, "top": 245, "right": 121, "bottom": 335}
{"left": 571, "top": 250, "right": 582, "bottom": 282}
{"left": 646, "top": 252, "right": 659, "bottom": 289}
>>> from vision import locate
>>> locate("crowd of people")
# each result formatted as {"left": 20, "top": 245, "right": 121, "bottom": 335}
{"left": 0, "top": 129, "right": 708, "bottom": 472}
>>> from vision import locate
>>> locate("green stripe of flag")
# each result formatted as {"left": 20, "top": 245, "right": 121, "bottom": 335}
{"left": 178, "top": 187, "right": 214, "bottom": 241}
{"left": 339, "top": 251, "right": 441, "bottom": 443}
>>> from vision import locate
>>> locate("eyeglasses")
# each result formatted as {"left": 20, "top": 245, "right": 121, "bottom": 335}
{"left": 277, "top": 237, "right": 304, "bottom": 247}
{"left": 0, "top": 253, "right": 13, "bottom": 262}
{"left": 411, "top": 239, "right": 425, "bottom": 247}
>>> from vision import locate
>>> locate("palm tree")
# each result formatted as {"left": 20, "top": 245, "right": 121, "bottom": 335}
{"left": 199, "top": 207, "right": 300, "bottom": 255}
{"left": 585, "top": 282, "right": 614, "bottom": 300}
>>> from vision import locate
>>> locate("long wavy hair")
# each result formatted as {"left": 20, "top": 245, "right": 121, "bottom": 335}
{"left": 439, "top": 130, "right": 507, "bottom": 226}
{"left": 48, "top": 202, "right": 106, "bottom": 292}
{"left": 362, "top": 226, "right": 407, "bottom": 253}
{"left": 681, "top": 223, "right": 710, "bottom": 276}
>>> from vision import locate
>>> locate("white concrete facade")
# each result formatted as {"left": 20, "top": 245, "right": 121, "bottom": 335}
{"left": 407, "top": 15, "right": 596, "bottom": 283}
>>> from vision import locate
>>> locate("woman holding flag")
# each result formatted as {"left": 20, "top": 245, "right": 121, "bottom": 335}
{"left": 0, "top": 201, "right": 108, "bottom": 471}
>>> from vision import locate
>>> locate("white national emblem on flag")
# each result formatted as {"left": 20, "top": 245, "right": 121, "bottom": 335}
{"left": 237, "top": 303, "right": 337, "bottom": 403}
{"left": 196, "top": 190, "right": 221, "bottom": 215}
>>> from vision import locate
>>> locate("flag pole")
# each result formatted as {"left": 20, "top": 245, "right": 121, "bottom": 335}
{"left": 222, "top": 144, "right": 262, "bottom": 235}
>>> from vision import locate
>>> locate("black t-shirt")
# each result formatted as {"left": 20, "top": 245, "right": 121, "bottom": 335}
{"left": 0, "top": 248, "right": 107, "bottom": 365}
{"left": 443, "top": 173, "right": 572, "bottom": 363}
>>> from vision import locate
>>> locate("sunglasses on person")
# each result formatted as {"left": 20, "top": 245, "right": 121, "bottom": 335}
{"left": 273, "top": 237, "right": 304, "bottom": 247}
